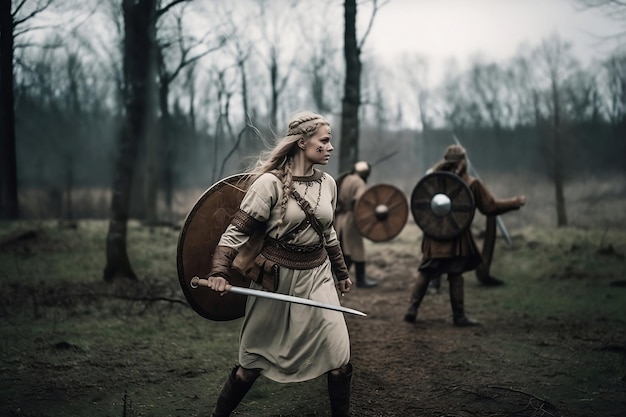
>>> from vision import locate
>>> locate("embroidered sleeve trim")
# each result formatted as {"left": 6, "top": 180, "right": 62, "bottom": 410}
{"left": 231, "top": 209, "right": 263, "bottom": 234}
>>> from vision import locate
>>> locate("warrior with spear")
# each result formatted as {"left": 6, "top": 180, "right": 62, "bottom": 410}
{"left": 405, "top": 143, "right": 526, "bottom": 326}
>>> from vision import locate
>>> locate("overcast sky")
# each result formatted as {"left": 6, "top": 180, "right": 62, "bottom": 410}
{"left": 366, "top": 0, "right": 622, "bottom": 71}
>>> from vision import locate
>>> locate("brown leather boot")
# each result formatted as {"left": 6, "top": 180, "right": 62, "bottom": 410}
{"left": 403, "top": 272, "right": 429, "bottom": 323}
{"left": 328, "top": 363, "right": 353, "bottom": 417}
{"left": 211, "top": 366, "right": 258, "bottom": 417}
{"left": 448, "top": 274, "right": 480, "bottom": 327}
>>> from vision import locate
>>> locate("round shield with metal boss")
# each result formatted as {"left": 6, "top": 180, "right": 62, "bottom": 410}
{"left": 177, "top": 173, "right": 255, "bottom": 321}
{"left": 353, "top": 183, "right": 409, "bottom": 242}
{"left": 410, "top": 171, "right": 475, "bottom": 240}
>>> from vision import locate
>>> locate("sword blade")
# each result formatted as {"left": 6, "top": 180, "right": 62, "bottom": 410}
{"left": 190, "top": 277, "right": 367, "bottom": 317}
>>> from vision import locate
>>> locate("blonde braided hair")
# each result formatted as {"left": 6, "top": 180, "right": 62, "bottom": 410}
{"left": 250, "top": 111, "right": 330, "bottom": 224}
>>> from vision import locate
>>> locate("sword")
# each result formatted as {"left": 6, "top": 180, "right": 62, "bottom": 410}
{"left": 452, "top": 135, "right": 513, "bottom": 247}
{"left": 190, "top": 277, "right": 367, "bottom": 317}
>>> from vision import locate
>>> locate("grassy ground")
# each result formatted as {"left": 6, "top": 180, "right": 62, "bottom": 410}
{"left": 1, "top": 174, "right": 626, "bottom": 416}
{"left": 0, "top": 221, "right": 331, "bottom": 417}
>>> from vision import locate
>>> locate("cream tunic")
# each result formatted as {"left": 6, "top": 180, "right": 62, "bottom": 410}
{"left": 334, "top": 173, "right": 368, "bottom": 261}
{"left": 218, "top": 170, "right": 351, "bottom": 383}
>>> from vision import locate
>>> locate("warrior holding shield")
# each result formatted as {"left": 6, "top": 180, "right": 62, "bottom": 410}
{"left": 201, "top": 111, "right": 354, "bottom": 417}
{"left": 334, "top": 161, "right": 409, "bottom": 288}
{"left": 404, "top": 144, "right": 526, "bottom": 326}
{"left": 335, "top": 161, "right": 379, "bottom": 288}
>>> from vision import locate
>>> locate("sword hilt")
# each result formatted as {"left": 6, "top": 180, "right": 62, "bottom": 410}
{"left": 190, "top": 276, "right": 233, "bottom": 293}
{"left": 190, "top": 276, "right": 206, "bottom": 289}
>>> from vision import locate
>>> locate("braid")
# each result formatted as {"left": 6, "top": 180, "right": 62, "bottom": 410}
{"left": 277, "top": 159, "right": 294, "bottom": 225}
{"left": 287, "top": 115, "right": 326, "bottom": 138}
{"left": 247, "top": 111, "right": 328, "bottom": 223}
{"left": 288, "top": 115, "right": 319, "bottom": 131}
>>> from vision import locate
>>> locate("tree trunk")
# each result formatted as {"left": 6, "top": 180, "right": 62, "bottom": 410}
{"left": 0, "top": 0, "right": 19, "bottom": 219}
{"left": 270, "top": 50, "right": 279, "bottom": 131}
{"left": 339, "top": 0, "right": 361, "bottom": 174}
{"left": 104, "top": 0, "right": 157, "bottom": 281}
{"left": 105, "top": 108, "right": 141, "bottom": 280}
{"left": 551, "top": 81, "right": 568, "bottom": 227}
{"left": 158, "top": 73, "right": 173, "bottom": 222}
{"left": 238, "top": 59, "right": 255, "bottom": 151}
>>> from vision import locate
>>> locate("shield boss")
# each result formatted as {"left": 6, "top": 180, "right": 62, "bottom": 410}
{"left": 410, "top": 171, "right": 475, "bottom": 240}
{"left": 353, "top": 183, "right": 408, "bottom": 242}
{"left": 177, "top": 173, "right": 255, "bottom": 321}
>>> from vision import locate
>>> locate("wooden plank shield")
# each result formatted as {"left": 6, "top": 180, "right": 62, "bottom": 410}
{"left": 353, "top": 184, "right": 409, "bottom": 242}
{"left": 177, "top": 173, "right": 256, "bottom": 321}
{"left": 410, "top": 171, "right": 475, "bottom": 240}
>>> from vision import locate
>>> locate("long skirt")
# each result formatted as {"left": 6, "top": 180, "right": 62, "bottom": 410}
{"left": 238, "top": 259, "right": 351, "bottom": 383}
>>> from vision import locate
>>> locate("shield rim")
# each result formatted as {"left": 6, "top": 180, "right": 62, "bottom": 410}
{"left": 353, "top": 183, "right": 409, "bottom": 242}
{"left": 176, "top": 173, "right": 252, "bottom": 321}
{"left": 410, "top": 171, "right": 475, "bottom": 240}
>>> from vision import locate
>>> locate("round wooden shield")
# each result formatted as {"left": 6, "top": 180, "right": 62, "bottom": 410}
{"left": 176, "top": 173, "right": 254, "bottom": 321}
{"left": 410, "top": 171, "right": 475, "bottom": 240}
{"left": 353, "top": 184, "right": 409, "bottom": 242}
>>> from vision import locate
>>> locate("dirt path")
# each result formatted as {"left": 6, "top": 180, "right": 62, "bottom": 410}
{"left": 338, "top": 244, "right": 625, "bottom": 417}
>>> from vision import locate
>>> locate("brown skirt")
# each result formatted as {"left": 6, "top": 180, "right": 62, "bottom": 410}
{"left": 418, "top": 255, "right": 482, "bottom": 278}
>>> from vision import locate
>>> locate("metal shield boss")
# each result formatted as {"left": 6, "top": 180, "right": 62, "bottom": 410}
{"left": 410, "top": 172, "right": 475, "bottom": 240}
{"left": 177, "top": 173, "right": 257, "bottom": 321}
{"left": 353, "top": 184, "right": 409, "bottom": 242}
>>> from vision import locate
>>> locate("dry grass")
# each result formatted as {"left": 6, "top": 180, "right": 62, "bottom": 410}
{"left": 1, "top": 174, "right": 625, "bottom": 417}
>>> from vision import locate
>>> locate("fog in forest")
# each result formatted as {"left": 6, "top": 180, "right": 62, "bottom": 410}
{"left": 2, "top": 0, "right": 625, "bottom": 226}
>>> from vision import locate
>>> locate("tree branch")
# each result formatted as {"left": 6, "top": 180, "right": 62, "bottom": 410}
{"left": 13, "top": 0, "right": 53, "bottom": 26}
{"left": 358, "top": 0, "right": 389, "bottom": 50}
{"left": 156, "top": 0, "right": 190, "bottom": 18}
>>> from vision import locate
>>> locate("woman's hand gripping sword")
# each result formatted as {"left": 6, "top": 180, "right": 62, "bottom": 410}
{"left": 190, "top": 277, "right": 367, "bottom": 317}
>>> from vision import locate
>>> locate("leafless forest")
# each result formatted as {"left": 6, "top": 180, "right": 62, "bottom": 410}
{"left": 0, "top": 0, "right": 624, "bottom": 276}
{"left": 1, "top": 2, "right": 625, "bottom": 416}
{"left": 0, "top": 0, "right": 623, "bottom": 220}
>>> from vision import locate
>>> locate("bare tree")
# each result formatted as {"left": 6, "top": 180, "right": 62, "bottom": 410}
{"left": 535, "top": 33, "right": 579, "bottom": 227}
{"left": 3, "top": 0, "right": 99, "bottom": 220}
{"left": 358, "top": 57, "right": 391, "bottom": 135}
{"left": 506, "top": 49, "right": 543, "bottom": 128}
{"left": 307, "top": 36, "right": 340, "bottom": 114}
{"left": 210, "top": 65, "right": 238, "bottom": 181}
{"left": 104, "top": 0, "right": 157, "bottom": 281}
{"left": 0, "top": 0, "right": 19, "bottom": 219}
{"left": 467, "top": 57, "right": 510, "bottom": 133}
{"left": 104, "top": 0, "right": 189, "bottom": 281}
{"left": 150, "top": 4, "right": 224, "bottom": 224}
{"left": 297, "top": 0, "right": 342, "bottom": 114}
{"left": 220, "top": 6, "right": 258, "bottom": 152}
{"left": 338, "top": 0, "right": 385, "bottom": 173}
{"left": 439, "top": 61, "right": 475, "bottom": 131}
{"left": 1, "top": 0, "right": 59, "bottom": 219}
{"left": 601, "top": 53, "right": 626, "bottom": 127}
{"left": 563, "top": 68, "right": 602, "bottom": 124}
{"left": 574, "top": 0, "right": 626, "bottom": 143}
{"left": 253, "top": 0, "right": 298, "bottom": 130}
{"left": 400, "top": 54, "right": 431, "bottom": 132}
